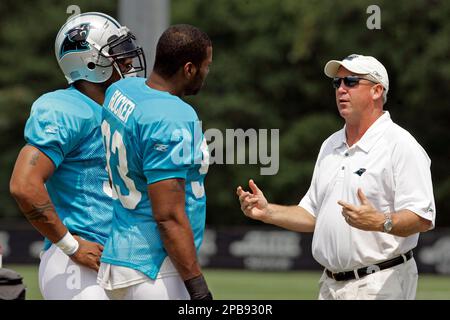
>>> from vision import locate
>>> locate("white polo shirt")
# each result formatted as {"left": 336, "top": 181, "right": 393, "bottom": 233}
{"left": 299, "top": 111, "right": 436, "bottom": 272}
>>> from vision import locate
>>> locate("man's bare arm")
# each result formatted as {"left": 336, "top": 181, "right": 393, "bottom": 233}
{"left": 148, "top": 178, "right": 202, "bottom": 280}
{"left": 10, "top": 145, "right": 103, "bottom": 270}
{"left": 148, "top": 178, "right": 212, "bottom": 299}
{"left": 10, "top": 145, "right": 67, "bottom": 242}
{"left": 237, "top": 180, "right": 315, "bottom": 233}
{"left": 339, "top": 188, "right": 433, "bottom": 237}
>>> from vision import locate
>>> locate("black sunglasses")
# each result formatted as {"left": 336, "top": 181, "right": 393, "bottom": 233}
{"left": 332, "top": 76, "right": 377, "bottom": 89}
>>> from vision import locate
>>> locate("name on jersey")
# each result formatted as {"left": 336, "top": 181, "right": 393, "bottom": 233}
{"left": 107, "top": 89, "right": 136, "bottom": 123}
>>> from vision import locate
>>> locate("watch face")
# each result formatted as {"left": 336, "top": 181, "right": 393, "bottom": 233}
{"left": 384, "top": 220, "right": 393, "bottom": 232}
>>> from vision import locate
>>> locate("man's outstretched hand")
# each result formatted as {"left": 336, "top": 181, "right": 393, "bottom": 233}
{"left": 237, "top": 179, "right": 270, "bottom": 222}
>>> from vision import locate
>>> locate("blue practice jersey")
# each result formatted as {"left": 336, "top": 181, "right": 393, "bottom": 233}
{"left": 25, "top": 86, "right": 113, "bottom": 249}
{"left": 100, "top": 77, "right": 209, "bottom": 279}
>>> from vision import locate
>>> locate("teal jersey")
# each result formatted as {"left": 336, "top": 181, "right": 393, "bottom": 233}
{"left": 100, "top": 77, "right": 208, "bottom": 279}
{"left": 24, "top": 86, "right": 113, "bottom": 249}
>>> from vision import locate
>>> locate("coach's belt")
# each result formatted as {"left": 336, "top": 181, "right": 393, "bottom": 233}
{"left": 325, "top": 250, "right": 413, "bottom": 282}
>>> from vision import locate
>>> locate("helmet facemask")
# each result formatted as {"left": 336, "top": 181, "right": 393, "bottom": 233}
{"left": 97, "top": 29, "right": 147, "bottom": 79}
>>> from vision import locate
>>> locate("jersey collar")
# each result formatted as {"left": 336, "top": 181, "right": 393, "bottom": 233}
{"left": 332, "top": 111, "right": 393, "bottom": 153}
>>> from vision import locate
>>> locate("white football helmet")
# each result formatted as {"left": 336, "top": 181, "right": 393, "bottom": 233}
{"left": 55, "top": 12, "right": 146, "bottom": 84}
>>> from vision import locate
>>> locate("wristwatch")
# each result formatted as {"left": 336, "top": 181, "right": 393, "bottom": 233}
{"left": 383, "top": 213, "right": 393, "bottom": 233}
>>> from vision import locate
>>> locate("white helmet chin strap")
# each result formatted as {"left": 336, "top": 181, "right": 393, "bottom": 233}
{"left": 124, "top": 67, "right": 137, "bottom": 78}
{"left": 112, "top": 61, "right": 124, "bottom": 79}
{"left": 111, "top": 62, "right": 137, "bottom": 79}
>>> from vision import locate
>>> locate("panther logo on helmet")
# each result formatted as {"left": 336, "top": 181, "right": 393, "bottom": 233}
{"left": 59, "top": 23, "right": 91, "bottom": 58}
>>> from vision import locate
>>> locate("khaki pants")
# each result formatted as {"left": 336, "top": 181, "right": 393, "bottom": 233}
{"left": 318, "top": 258, "right": 418, "bottom": 300}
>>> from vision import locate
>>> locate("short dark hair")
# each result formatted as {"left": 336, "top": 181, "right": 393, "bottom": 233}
{"left": 153, "top": 24, "right": 211, "bottom": 78}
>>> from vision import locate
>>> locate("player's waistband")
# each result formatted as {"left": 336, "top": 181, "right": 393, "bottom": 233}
{"left": 325, "top": 250, "right": 413, "bottom": 281}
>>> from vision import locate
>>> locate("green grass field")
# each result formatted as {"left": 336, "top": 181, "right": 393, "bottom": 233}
{"left": 5, "top": 264, "right": 450, "bottom": 300}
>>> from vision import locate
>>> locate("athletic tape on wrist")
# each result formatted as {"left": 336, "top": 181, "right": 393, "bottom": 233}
{"left": 184, "top": 274, "right": 212, "bottom": 299}
{"left": 55, "top": 232, "right": 79, "bottom": 256}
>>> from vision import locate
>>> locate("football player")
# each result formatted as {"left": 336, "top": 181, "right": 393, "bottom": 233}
{"left": 97, "top": 24, "right": 212, "bottom": 300}
{"left": 9, "top": 12, "right": 146, "bottom": 300}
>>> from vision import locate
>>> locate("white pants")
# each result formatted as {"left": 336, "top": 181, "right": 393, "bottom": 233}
{"left": 105, "top": 275, "right": 190, "bottom": 300}
{"left": 39, "top": 244, "right": 109, "bottom": 300}
{"left": 318, "top": 258, "right": 418, "bottom": 300}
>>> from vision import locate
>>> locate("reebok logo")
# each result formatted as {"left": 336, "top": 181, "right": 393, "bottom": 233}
{"left": 154, "top": 144, "right": 169, "bottom": 152}
{"left": 44, "top": 124, "right": 59, "bottom": 134}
